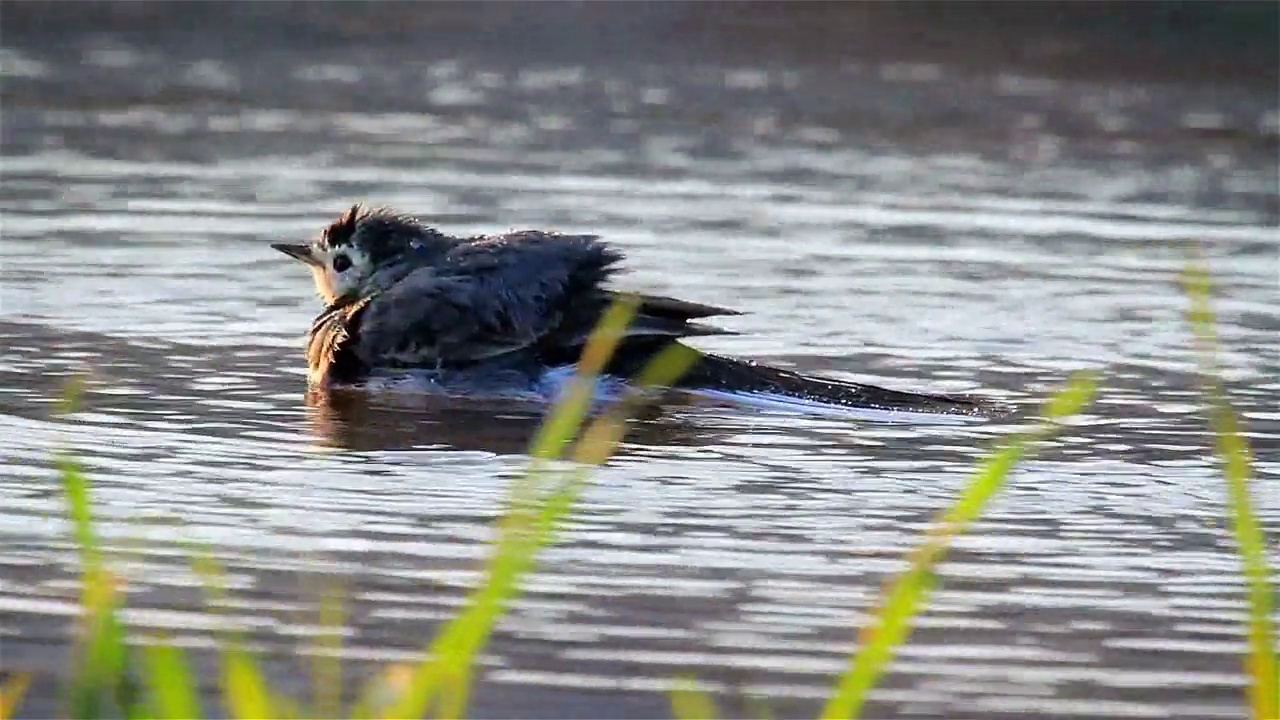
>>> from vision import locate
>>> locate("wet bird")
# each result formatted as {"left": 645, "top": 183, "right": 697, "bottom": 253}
{"left": 273, "top": 204, "right": 987, "bottom": 417}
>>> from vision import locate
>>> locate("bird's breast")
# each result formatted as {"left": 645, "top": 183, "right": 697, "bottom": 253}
{"left": 306, "top": 300, "right": 370, "bottom": 385}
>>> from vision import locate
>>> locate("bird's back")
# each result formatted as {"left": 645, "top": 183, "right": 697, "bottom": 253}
{"left": 303, "top": 229, "right": 742, "bottom": 386}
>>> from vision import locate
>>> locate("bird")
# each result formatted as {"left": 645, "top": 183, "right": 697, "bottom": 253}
{"left": 272, "top": 204, "right": 990, "bottom": 417}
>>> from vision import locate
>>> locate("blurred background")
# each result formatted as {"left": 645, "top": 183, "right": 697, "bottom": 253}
{"left": 1, "top": 2, "right": 1277, "bottom": 718}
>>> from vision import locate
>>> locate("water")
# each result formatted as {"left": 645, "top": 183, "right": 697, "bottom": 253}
{"left": 2, "top": 5, "right": 1277, "bottom": 718}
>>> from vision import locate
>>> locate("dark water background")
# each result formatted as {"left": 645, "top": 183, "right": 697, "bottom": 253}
{"left": 1, "top": 3, "right": 1277, "bottom": 718}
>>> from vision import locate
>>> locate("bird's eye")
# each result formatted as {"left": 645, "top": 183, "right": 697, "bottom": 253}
{"left": 331, "top": 253, "right": 352, "bottom": 273}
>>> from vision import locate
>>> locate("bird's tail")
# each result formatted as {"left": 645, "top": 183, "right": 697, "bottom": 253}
{"left": 670, "top": 352, "right": 994, "bottom": 417}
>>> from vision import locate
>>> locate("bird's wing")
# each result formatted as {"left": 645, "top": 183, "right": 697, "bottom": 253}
{"left": 626, "top": 291, "right": 741, "bottom": 337}
{"left": 355, "top": 231, "right": 743, "bottom": 368}
{"left": 353, "top": 232, "right": 620, "bottom": 367}
{"left": 624, "top": 292, "right": 742, "bottom": 321}
{"left": 546, "top": 290, "right": 741, "bottom": 347}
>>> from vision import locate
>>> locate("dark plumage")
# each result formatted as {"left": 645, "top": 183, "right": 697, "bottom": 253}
{"left": 274, "top": 204, "right": 989, "bottom": 416}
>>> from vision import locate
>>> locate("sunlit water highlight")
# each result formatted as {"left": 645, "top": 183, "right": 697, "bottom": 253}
{"left": 1, "top": 7, "right": 1277, "bottom": 719}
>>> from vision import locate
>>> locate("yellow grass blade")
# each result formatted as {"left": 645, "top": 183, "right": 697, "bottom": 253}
{"left": 58, "top": 455, "right": 102, "bottom": 578}
{"left": 222, "top": 649, "right": 275, "bottom": 720}
{"left": 311, "top": 587, "right": 345, "bottom": 719}
{"left": 373, "top": 300, "right": 694, "bottom": 719}
{"left": 670, "top": 677, "right": 720, "bottom": 720}
{"left": 55, "top": 378, "right": 150, "bottom": 718}
{"left": 55, "top": 373, "right": 87, "bottom": 415}
{"left": 1182, "top": 258, "right": 1277, "bottom": 720}
{"left": 0, "top": 674, "right": 32, "bottom": 720}
{"left": 187, "top": 549, "right": 298, "bottom": 719}
{"left": 349, "top": 663, "right": 413, "bottom": 719}
{"left": 821, "top": 371, "right": 1099, "bottom": 719}
{"left": 58, "top": 447, "right": 140, "bottom": 719}
{"left": 142, "top": 641, "right": 203, "bottom": 719}
{"left": 189, "top": 550, "right": 230, "bottom": 608}
{"left": 527, "top": 294, "right": 640, "bottom": 461}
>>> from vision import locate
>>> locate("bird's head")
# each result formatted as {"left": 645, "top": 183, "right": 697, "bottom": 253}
{"left": 273, "top": 204, "right": 450, "bottom": 304}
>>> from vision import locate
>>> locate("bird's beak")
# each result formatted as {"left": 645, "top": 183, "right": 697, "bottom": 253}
{"left": 272, "top": 243, "right": 320, "bottom": 266}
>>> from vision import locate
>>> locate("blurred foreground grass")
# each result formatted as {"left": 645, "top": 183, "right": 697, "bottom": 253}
{"left": 1183, "top": 259, "right": 1277, "bottom": 720}
{"left": 2, "top": 267, "right": 1275, "bottom": 719}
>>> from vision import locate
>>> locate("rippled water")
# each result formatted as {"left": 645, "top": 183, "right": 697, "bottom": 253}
{"left": 2, "top": 6, "right": 1278, "bottom": 718}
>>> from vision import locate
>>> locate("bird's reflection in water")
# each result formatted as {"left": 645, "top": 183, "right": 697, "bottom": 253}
{"left": 306, "top": 385, "right": 544, "bottom": 453}
{"left": 303, "top": 385, "right": 735, "bottom": 454}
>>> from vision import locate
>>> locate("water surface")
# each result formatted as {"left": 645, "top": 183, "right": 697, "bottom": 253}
{"left": 2, "top": 5, "right": 1277, "bottom": 718}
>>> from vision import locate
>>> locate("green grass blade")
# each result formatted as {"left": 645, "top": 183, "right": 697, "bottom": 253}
{"left": 821, "top": 371, "right": 1098, "bottom": 720}
{"left": 527, "top": 295, "right": 640, "bottom": 461}
{"left": 377, "top": 487, "right": 556, "bottom": 718}
{"left": 56, "top": 373, "right": 88, "bottom": 415}
{"left": 187, "top": 549, "right": 298, "bottom": 720}
{"left": 0, "top": 674, "right": 32, "bottom": 720}
{"left": 58, "top": 447, "right": 141, "bottom": 719}
{"left": 310, "top": 587, "right": 345, "bottom": 719}
{"left": 349, "top": 664, "right": 412, "bottom": 719}
{"left": 573, "top": 343, "right": 698, "bottom": 466}
{"left": 1182, "top": 259, "right": 1277, "bottom": 720}
{"left": 189, "top": 550, "right": 231, "bottom": 608}
{"left": 670, "top": 677, "right": 720, "bottom": 720}
{"left": 435, "top": 666, "right": 472, "bottom": 720}
{"left": 58, "top": 455, "right": 102, "bottom": 578}
{"left": 83, "top": 587, "right": 136, "bottom": 717}
{"left": 375, "top": 300, "right": 694, "bottom": 719}
{"left": 142, "top": 641, "right": 203, "bottom": 719}
{"left": 222, "top": 649, "right": 276, "bottom": 720}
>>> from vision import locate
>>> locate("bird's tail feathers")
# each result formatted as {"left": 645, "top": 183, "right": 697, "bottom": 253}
{"left": 672, "top": 352, "right": 994, "bottom": 417}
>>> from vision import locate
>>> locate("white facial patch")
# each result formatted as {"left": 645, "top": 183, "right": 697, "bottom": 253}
{"left": 316, "top": 242, "right": 373, "bottom": 300}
